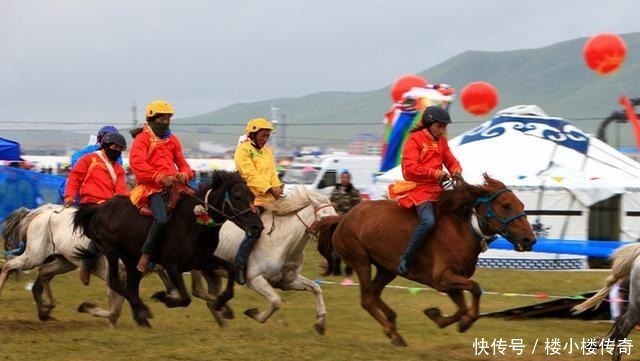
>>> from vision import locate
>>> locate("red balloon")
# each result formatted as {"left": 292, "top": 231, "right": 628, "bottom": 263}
{"left": 390, "top": 74, "right": 427, "bottom": 102}
{"left": 460, "top": 81, "right": 499, "bottom": 116}
{"left": 583, "top": 33, "right": 627, "bottom": 75}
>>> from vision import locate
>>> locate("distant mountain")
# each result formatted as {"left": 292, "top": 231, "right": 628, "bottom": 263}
{"left": 8, "top": 32, "right": 640, "bottom": 153}
{"left": 178, "top": 32, "right": 640, "bottom": 150}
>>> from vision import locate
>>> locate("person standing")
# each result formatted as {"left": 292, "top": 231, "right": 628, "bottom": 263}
{"left": 233, "top": 117, "right": 282, "bottom": 285}
{"left": 129, "top": 100, "right": 193, "bottom": 273}
{"left": 328, "top": 170, "right": 361, "bottom": 276}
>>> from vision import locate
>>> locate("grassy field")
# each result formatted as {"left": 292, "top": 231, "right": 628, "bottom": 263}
{"left": 0, "top": 246, "right": 631, "bottom": 361}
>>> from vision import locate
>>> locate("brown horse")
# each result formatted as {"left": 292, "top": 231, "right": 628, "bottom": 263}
{"left": 331, "top": 175, "right": 536, "bottom": 346}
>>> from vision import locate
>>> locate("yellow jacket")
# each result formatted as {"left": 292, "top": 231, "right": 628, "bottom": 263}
{"left": 234, "top": 140, "right": 282, "bottom": 206}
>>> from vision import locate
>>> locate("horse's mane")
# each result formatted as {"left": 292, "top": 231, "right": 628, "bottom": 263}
{"left": 195, "top": 170, "right": 248, "bottom": 197}
{"left": 211, "top": 170, "right": 245, "bottom": 188}
{"left": 264, "top": 186, "right": 328, "bottom": 214}
{"left": 437, "top": 174, "right": 507, "bottom": 217}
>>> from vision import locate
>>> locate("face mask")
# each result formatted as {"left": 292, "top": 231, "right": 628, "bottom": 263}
{"left": 149, "top": 122, "right": 170, "bottom": 137}
{"left": 104, "top": 148, "right": 121, "bottom": 162}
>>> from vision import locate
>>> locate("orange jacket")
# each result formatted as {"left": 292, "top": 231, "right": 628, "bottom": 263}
{"left": 397, "top": 129, "right": 461, "bottom": 208}
{"left": 129, "top": 125, "right": 193, "bottom": 207}
{"left": 64, "top": 150, "right": 128, "bottom": 205}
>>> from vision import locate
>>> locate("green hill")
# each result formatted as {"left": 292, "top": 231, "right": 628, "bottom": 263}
{"left": 178, "top": 32, "right": 640, "bottom": 149}
{"left": 7, "top": 32, "right": 640, "bottom": 153}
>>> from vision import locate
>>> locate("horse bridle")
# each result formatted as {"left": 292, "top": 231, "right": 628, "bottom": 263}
{"left": 294, "top": 203, "right": 335, "bottom": 237}
{"left": 472, "top": 188, "right": 527, "bottom": 240}
{"left": 182, "top": 182, "right": 256, "bottom": 222}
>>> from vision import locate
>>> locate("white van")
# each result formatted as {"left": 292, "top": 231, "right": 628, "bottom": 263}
{"left": 282, "top": 153, "right": 382, "bottom": 199}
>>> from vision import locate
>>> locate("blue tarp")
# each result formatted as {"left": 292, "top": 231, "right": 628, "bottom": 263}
{"left": 490, "top": 237, "right": 625, "bottom": 258}
{"left": 0, "top": 165, "right": 65, "bottom": 222}
{"left": 0, "top": 137, "right": 21, "bottom": 161}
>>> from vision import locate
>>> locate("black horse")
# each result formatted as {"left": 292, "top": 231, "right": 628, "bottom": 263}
{"left": 73, "top": 170, "right": 264, "bottom": 327}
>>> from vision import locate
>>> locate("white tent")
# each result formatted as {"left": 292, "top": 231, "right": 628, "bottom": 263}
{"left": 378, "top": 105, "right": 640, "bottom": 242}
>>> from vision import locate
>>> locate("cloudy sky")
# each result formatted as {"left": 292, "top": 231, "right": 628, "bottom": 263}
{"left": 1, "top": 0, "right": 639, "bottom": 127}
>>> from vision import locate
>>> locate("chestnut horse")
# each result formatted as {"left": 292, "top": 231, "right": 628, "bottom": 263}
{"left": 332, "top": 175, "right": 536, "bottom": 346}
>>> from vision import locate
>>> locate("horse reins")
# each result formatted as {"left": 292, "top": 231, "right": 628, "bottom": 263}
{"left": 294, "top": 204, "right": 334, "bottom": 238}
{"left": 179, "top": 184, "right": 255, "bottom": 223}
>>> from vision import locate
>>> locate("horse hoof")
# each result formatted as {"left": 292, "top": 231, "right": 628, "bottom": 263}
{"left": 458, "top": 316, "right": 474, "bottom": 333}
{"left": 77, "top": 302, "right": 96, "bottom": 313}
{"left": 244, "top": 308, "right": 259, "bottom": 319}
{"left": 313, "top": 322, "right": 326, "bottom": 335}
{"left": 222, "top": 306, "right": 235, "bottom": 320}
{"left": 136, "top": 318, "right": 152, "bottom": 328}
{"left": 424, "top": 308, "right": 441, "bottom": 320}
{"left": 150, "top": 291, "right": 166, "bottom": 302}
{"left": 212, "top": 310, "right": 228, "bottom": 328}
{"left": 391, "top": 336, "right": 408, "bottom": 347}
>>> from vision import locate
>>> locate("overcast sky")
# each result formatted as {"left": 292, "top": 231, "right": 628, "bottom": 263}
{"left": 1, "top": 0, "right": 639, "bottom": 127}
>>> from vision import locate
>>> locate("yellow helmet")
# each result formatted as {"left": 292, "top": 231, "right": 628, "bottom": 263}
{"left": 245, "top": 117, "right": 275, "bottom": 134}
{"left": 146, "top": 100, "right": 174, "bottom": 117}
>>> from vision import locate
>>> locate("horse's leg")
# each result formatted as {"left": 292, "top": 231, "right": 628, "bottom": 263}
{"left": 191, "top": 270, "right": 217, "bottom": 302}
{"left": 119, "top": 256, "right": 153, "bottom": 327}
{"left": 243, "top": 275, "right": 282, "bottom": 323}
{"left": 352, "top": 260, "right": 407, "bottom": 347}
{"left": 152, "top": 263, "right": 191, "bottom": 308}
{"left": 197, "top": 268, "right": 230, "bottom": 328}
{"left": 423, "top": 290, "right": 466, "bottom": 329}
{"left": 281, "top": 274, "right": 327, "bottom": 335}
{"left": 32, "top": 257, "right": 75, "bottom": 321}
{"left": 370, "top": 267, "right": 398, "bottom": 327}
{"left": 150, "top": 266, "right": 180, "bottom": 301}
{"left": 76, "top": 257, "right": 126, "bottom": 328}
{"left": 429, "top": 270, "right": 482, "bottom": 333}
{"left": 204, "top": 270, "right": 234, "bottom": 319}
{"left": 192, "top": 268, "right": 235, "bottom": 320}
{"left": 77, "top": 287, "right": 126, "bottom": 329}
{"left": 0, "top": 255, "right": 38, "bottom": 297}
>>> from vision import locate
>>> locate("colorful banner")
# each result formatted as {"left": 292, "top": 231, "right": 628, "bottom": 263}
{"left": 379, "top": 84, "right": 455, "bottom": 172}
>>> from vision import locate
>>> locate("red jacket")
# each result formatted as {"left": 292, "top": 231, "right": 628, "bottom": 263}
{"left": 397, "top": 129, "right": 461, "bottom": 208}
{"left": 64, "top": 150, "right": 128, "bottom": 205}
{"left": 129, "top": 125, "right": 193, "bottom": 207}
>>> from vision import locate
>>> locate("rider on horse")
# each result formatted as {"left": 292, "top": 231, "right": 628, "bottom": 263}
{"left": 63, "top": 131, "right": 128, "bottom": 285}
{"left": 233, "top": 117, "right": 284, "bottom": 285}
{"left": 129, "top": 100, "right": 193, "bottom": 273}
{"left": 391, "top": 106, "right": 463, "bottom": 276}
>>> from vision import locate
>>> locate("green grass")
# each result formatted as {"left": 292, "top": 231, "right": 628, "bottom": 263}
{"left": 0, "top": 247, "right": 629, "bottom": 361}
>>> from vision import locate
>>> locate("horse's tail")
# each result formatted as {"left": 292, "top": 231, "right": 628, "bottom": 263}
{"left": 1, "top": 207, "right": 31, "bottom": 252}
{"left": 73, "top": 204, "right": 101, "bottom": 240}
{"left": 572, "top": 243, "right": 640, "bottom": 314}
{"left": 315, "top": 215, "right": 342, "bottom": 275}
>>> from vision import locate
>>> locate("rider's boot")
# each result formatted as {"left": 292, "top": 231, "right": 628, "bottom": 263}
{"left": 234, "top": 235, "right": 260, "bottom": 285}
{"left": 137, "top": 222, "right": 164, "bottom": 273}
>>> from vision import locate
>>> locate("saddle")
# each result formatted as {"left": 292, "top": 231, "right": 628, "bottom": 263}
{"left": 139, "top": 184, "right": 194, "bottom": 217}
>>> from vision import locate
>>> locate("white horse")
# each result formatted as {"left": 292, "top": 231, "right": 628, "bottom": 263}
{"left": 195, "top": 186, "right": 340, "bottom": 334}
{"left": 0, "top": 204, "right": 123, "bottom": 323}
{"left": 0, "top": 204, "right": 228, "bottom": 327}
{"left": 573, "top": 243, "right": 640, "bottom": 361}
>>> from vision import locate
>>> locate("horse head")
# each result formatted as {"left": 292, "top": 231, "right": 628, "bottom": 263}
{"left": 472, "top": 175, "right": 536, "bottom": 251}
{"left": 304, "top": 188, "right": 340, "bottom": 228}
{"left": 209, "top": 170, "right": 264, "bottom": 237}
